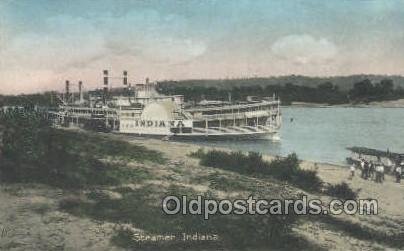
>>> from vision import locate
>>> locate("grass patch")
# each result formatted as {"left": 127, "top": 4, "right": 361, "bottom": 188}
{"left": 188, "top": 147, "right": 206, "bottom": 159}
{"left": 193, "top": 149, "right": 322, "bottom": 192}
{"left": 313, "top": 214, "right": 404, "bottom": 249}
{"left": 207, "top": 174, "right": 248, "bottom": 192}
{"left": 56, "top": 130, "right": 166, "bottom": 164}
{"left": 31, "top": 202, "right": 52, "bottom": 215}
{"left": 59, "top": 195, "right": 87, "bottom": 211}
{"left": 59, "top": 184, "right": 308, "bottom": 250}
{"left": 324, "top": 182, "right": 358, "bottom": 200}
{"left": 0, "top": 111, "right": 162, "bottom": 188}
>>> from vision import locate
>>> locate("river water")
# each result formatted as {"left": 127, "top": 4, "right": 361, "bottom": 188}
{"left": 193, "top": 107, "right": 404, "bottom": 165}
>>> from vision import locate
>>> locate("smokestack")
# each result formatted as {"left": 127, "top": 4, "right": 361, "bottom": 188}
{"left": 123, "top": 71, "right": 128, "bottom": 86}
{"left": 78, "top": 81, "right": 83, "bottom": 103}
{"left": 103, "top": 70, "right": 108, "bottom": 104}
{"left": 65, "top": 80, "right": 70, "bottom": 103}
{"left": 103, "top": 70, "right": 108, "bottom": 87}
{"left": 145, "top": 77, "right": 150, "bottom": 93}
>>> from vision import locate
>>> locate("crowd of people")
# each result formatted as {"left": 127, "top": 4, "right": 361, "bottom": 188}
{"left": 350, "top": 157, "right": 403, "bottom": 184}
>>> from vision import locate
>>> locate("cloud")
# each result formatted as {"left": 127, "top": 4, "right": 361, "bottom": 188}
{"left": 1, "top": 15, "right": 106, "bottom": 71}
{"left": 0, "top": 8, "right": 210, "bottom": 94}
{"left": 100, "top": 9, "right": 207, "bottom": 64}
{"left": 271, "top": 34, "right": 337, "bottom": 65}
{"left": 142, "top": 38, "right": 206, "bottom": 64}
{"left": 4, "top": 1, "right": 404, "bottom": 95}
{"left": 1, "top": 9, "right": 207, "bottom": 71}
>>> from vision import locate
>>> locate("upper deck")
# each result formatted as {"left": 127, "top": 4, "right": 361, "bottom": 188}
{"left": 185, "top": 99, "right": 280, "bottom": 113}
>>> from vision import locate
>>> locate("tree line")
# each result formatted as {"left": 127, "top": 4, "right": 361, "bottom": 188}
{"left": 158, "top": 78, "right": 404, "bottom": 105}
{"left": 0, "top": 92, "right": 57, "bottom": 108}
{"left": 1, "top": 78, "right": 404, "bottom": 107}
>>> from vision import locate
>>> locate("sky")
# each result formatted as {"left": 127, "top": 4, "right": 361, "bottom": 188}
{"left": 1, "top": 0, "right": 404, "bottom": 94}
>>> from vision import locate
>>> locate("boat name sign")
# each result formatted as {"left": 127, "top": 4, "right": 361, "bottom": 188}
{"left": 122, "top": 119, "right": 192, "bottom": 128}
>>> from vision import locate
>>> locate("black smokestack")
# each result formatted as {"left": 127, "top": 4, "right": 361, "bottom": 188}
{"left": 103, "top": 70, "right": 108, "bottom": 104}
{"left": 123, "top": 70, "right": 128, "bottom": 86}
{"left": 65, "top": 80, "right": 70, "bottom": 103}
{"left": 78, "top": 81, "right": 83, "bottom": 103}
{"left": 103, "top": 70, "right": 108, "bottom": 87}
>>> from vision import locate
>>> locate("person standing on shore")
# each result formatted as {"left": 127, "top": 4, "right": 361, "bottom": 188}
{"left": 375, "top": 164, "right": 383, "bottom": 183}
{"left": 379, "top": 164, "right": 385, "bottom": 183}
{"left": 368, "top": 161, "right": 375, "bottom": 180}
{"left": 350, "top": 163, "right": 356, "bottom": 178}
{"left": 375, "top": 165, "right": 380, "bottom": 183}
{"left": 396, "top": 164, "right": 402, "bottom": 183}
{"left": 381, "top": 164, "right": 385, "bottom": 182}
{"left": 377, "top": 157, "right": 385, "bottom": 182}
{"left": 360, "top": 159, "right": 365, "bottom": 179}
{"left": 364, "top": 161, "right": 370, "bottom": 180}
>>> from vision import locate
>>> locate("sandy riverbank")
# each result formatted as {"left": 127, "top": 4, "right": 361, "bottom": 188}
{"left": 1, "top": 132, "right": 403, "bottom": 250}
{"left": 130, "top": 137, "right": 404, "bottom": 250}
{"left": 125, "top": 136, "right": 404, "bottom": 217}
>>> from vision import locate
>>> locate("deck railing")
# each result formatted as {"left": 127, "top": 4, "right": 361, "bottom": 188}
{"left": 191, "top": 110, "right": 277, "bottom": 120}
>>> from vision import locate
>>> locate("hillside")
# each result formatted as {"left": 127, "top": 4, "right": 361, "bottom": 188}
{"left": 1, "top": 131, "right": 403, "bottom": 250}
{"left": 1, "top": 111, "right": 403, "bottom": 250}
{"left": 2, "top": 75, "right": 404, "bottom": 107}
{"left": 158, "top": 74, "right": 404, "bottom": 91}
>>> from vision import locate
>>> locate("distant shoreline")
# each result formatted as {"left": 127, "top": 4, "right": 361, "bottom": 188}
{"left": 287, "top": 98, "right": 404, "bottom": 108}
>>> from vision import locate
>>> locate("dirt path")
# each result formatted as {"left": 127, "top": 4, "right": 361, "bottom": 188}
{"left": 0, "top": 184, "right": 124, "bottom": 250}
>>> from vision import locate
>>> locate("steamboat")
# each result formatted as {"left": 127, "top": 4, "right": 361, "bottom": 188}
{"left": 49, "top": 70, "right": 281, "bottom": 139}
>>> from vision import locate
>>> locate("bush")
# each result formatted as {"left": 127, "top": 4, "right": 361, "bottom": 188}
{"left": 268, "top": 154, "right": 300, "bottom": 180}
{"left": 195, "top": 150, "right": 322, "bottom": 192}
{"left": 267, "top": 154, "right": 322, "bottom": 190}
{"left": 293, "top": 169, "right": 323, "bottom": 192}
{"left": 325, "top": 182, "right": 358, "bottom": 200}
{"left": 198, "top": 150, "right": 267, "bottom": 173}
{"left": 59, "top": 195, "right": 84, "bottom": 211}
{"left": 188, "top": 147, "right": 206, "bottom": 158}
